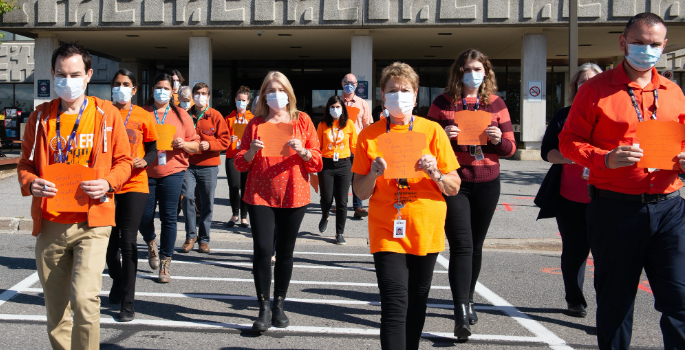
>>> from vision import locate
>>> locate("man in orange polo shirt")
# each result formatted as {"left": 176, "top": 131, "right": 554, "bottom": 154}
{"left": 17, "top": 42, "right": 132, "bottom": 349}
{"left": 559, "top": 13, "right": 685, "bottom": 350}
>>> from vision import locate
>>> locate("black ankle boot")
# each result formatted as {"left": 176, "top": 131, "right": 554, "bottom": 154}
{"left": 454, "top": 303, "right": 472, "bottom": 340}
{"left": 468, "top": 300, "right": 478, "bottom": 325}
{"left": 252, "top": 297, "right": 271, "bottom": 332}
{"left": 272, "top": 296, "right": 290, "bottom": 328}
{"left": 118, "top": 302, "right": 135, "bottom": 322}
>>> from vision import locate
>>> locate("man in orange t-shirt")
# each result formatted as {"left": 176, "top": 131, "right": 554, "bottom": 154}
{"left": 559, "top": 13, "right": 685, "bottom": 349}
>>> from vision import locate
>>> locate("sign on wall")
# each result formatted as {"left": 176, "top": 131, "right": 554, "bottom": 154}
{"left": 356, "top": 81, "right": 368, "bottom": 100}
{"left": 37, "top": 79, "right": 50, "bottom": 98}
{"left": 527, "top": 81, "right": 543, "bottom": 102}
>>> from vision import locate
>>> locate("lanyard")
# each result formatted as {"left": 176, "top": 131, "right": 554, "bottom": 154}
{"left": 461, "top": 95, "right": 480, "bottom": 111}
{"left": 123, "top": 103, "right": 133, "bottom": 127}
{"left": 627, "top": 87, "right": 658, "bottom": 122}
{"left": 154, "top": 104, "right": 170, "bottom": 124}
{"left": 236, "top": 112, "right": 247, "bottom": 124}
{"left": 56, "top": 98, "right": 88, "bottom": 164}
{"left": 193, "top": 106, "right": 209, "bottom": 128}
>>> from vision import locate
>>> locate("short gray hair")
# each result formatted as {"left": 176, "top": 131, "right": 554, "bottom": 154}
{"left": 569, "top": 63, "right": 603, "bottom": 103}
{"left": 178, "top": 85, "right": 192, "bottom": 99}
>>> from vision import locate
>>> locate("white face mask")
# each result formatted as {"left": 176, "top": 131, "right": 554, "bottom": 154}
{"left": 54, "top": 76, "right": 86, "bottom": 102}
{"left": 111, "top": 86, "right": 133, "bottom": 104}
{"left": 330, "top": 107, "right": 343, "bottom": 119}
{"left": 383, "top": 92, "right": 415, "bottom": 119}
{"left": 266, "top": 92, "right": 289, "bottom": 111}
{"left": 193, "top": 94, "right": 208, "bottom": 107}
{"left": 153, "top": 89, "right": 171, "bottom": 104}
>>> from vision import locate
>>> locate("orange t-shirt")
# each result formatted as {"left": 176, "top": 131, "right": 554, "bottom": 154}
{"left": 42, "top": 97, "right": 97, "bottom": 224}
{"left": 316, "top": 119, "right": 357, "bottom": 159}
{"left": 352, "top": 117, "right": 460, "bottom": 255}
{"left": 225, "top": 110, "right": 254, "bottom": 158}
{"left": 118, "top": 105, "right": 158, "bottom": 194}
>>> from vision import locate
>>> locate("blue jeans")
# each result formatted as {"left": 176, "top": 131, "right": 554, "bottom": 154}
{"left": 181, "top": 164, "right": 218, "bottom": 243}
{"left": 139, "top": 171, "right": 185, "bottom": 258}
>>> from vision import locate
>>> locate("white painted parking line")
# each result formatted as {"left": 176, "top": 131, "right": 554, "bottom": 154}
{"left": 436, "top": 254, "right": 573, "bottom": 350}
{"left": 0, "top": 272, "right": 39, "bottom": 308}
{"left": 173, "top": 247, "right": 373, "bottom": 257}
{"left": 0, "top": 313, "right": 546, "bottom": 344}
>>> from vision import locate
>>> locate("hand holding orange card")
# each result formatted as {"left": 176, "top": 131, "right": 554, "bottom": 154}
{"left": 43, "top": 163, "right": 95, "bottom": 213}
{"left": 258, "top": 122, "right": 293, "bottom": 157}
{"left": 346, "top": 106, "right": 360, "bottom": 123}
{"left": 377, "top": 131, "right": 426, "bottom": 179}
{"left": 233, "top": 123, "right": 247, "bottom": 139}
{"left": 454, "top": 110, "right": 492, "bottom": 145}
{"left": 636, "top": 120, "right": 685, "bottom": 171}
{"left": 155, "top": 124, "right": 176, "bottom": 151}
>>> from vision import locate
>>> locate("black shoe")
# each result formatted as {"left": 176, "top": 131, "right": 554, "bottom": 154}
{"left": 118, "top": 302, "right": 135, "bottom": 322}
{"left": 319, "top": 217, "right": 328, "bottom": 233}
{"left": 566, "top": 303, "right": 587, "bottom": 318}
{"left": 272, "top": 296, "right": 290, "bottom": 328}
{"left": 468, "top": 301, "right": 478, "bottom": 325}
{"left": 225, "top": 220, "right": 236, "bottom": 228}
{"left": 335, "top": 234, "right": 346, "bottom": 245}
{"left": 454, "top": 303, "right": 472, "bottom": 340}
{"left": 252, "top": 299, "right": 271, "bottom": 332}
{"left": 109, "top": 286, "right": 122, "bottom": 305}
{"left": 240, "top": 222, "right": 250, "bottom": 228}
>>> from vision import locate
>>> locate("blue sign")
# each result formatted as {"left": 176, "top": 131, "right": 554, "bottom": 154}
{"left": 356, "top": 81, "right": 368, "bottom": 99}
{"left": 37, "top": 80, "right": 50, "bottom": 98}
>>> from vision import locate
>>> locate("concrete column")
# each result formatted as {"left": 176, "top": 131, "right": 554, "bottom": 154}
{"left": 119, "top": 58, "right": 143, "bottom": 106}
{"left": 518, "top": 33, "right": 547, "bottom": 158}
{"left": 569, "top": 0, "right": 578, "bottom": 78}
{"left": 34, "top": 35, "right": 59, "bottom": 109}
{"left": 189, "top": 36, "right": 213, "bottom": 105}
{"left": 351, "top": 34, "right": 373, "bottom": 109}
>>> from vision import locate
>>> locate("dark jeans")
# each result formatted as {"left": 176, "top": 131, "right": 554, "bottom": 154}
{"left": 226, "top": 158, "right": 248, "bottom": 219}
{"left": 587, "top": 195, "right": 685, "bottom": 350}
{"left": 350, "top": 155, "right": 363, "bottom": 210}
{"left": 139, "top": 171, "right": 185, "bottom": 258}
{"left": 556, "top": 195, "right": 590, "bottom": 307}
{"left": 182, "top": 164, "right": 219, "bottom": 243}
{"left": 319, "top": 157, "right": 352, "bottom": 235}
{"left": 373, "top": 252, "right": 438, "bottom": 350}
{"left": 248, "top": 204, "right": 307, "bottom": 299}
{"left": 444, "top": 176, "right": 500, "bottom": 305}
{"left": 106, "top": 191, "right": 148, "bottom": 304}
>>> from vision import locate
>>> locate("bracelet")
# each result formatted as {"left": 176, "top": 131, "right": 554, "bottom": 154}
{"left": 604, "top": 150, "right": 612, "bottom": 169}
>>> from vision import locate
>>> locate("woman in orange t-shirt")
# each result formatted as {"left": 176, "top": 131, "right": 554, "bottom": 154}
{"left": 225, "top": 85, "right": 253, "bottom": 228}
{"left": 234, "top": 71, "right": 322, "bottom": 332}
{"left": 105, "top": 69, "right": 159, "bottom": 322}
{"left": 316, "top": 95, "right": 357, "bottom": 244}
{"left": 352, "top": 62, "right": 461, "bottom": 350}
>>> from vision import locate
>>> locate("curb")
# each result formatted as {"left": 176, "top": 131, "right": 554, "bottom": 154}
{"left": 0, "top": 216, "right": 33, "bottom": 233}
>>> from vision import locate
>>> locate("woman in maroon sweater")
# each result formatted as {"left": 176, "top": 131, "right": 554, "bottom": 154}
{"left": 426, "top": 49, "right": 516, "bottom": 340}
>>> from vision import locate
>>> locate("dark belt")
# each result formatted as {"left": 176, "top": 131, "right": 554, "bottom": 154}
{"left": 588, "top": 185, "right": 681, "bottom": 204}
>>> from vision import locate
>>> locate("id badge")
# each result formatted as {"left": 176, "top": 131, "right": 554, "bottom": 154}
{"left": 333, "top": 152, "right": 340, "bottom": 162}
{"left": 393, "top": 220, "right": 406, "bottom": 238}
{"left": 237, "top": 141, "right": 241, "bottom": 148}
{"left": 473, "top": 146, "right": 485, "bottom": 161}
{"left": 158, "top": 151, "right": 167, "bottom": 165}
{"left": 100, "top": 195, "right": 110, "bottom": 203}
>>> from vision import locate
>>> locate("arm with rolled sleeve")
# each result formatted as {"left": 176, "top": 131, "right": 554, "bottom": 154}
{"left": 360, "top": 98, "right": 372, "bottom": 128}
{"left": 558, "top": 87, "right": 608, "bottom": 171}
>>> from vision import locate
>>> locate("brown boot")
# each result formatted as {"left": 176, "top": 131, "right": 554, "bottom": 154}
{"left": 180, "top": 237, "right": 197, "bottom": 253}
{"left": 198, "top": 242, "right": 210, "bottom": 253}
{"left": 147, "top": 240, "right": 159, "bottom": 270}
{"left": 353, "top": 208, "right": 368, "bottom": 218}
{"left": 158, "top": 257, "right": 171, "bottom": 283}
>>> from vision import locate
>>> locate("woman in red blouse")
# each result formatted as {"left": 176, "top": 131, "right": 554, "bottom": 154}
{"left": 234, "top": 71, "right": 322, "bottom": 332}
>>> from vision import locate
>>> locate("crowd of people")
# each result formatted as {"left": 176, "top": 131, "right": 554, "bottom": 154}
{"left": 15, "top": 11, "right": 685, "bottom": 350}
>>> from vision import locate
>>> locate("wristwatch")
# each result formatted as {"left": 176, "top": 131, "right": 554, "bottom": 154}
{"left": 435, "top": 171, "right": 444, "bottom": 182}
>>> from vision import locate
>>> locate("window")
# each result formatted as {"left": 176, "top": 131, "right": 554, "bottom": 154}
{"left": 87, "top": 84, "right": 112, "bottom": 101}
{"left": 14, "top": 84, "right": 33, "bottom": 115}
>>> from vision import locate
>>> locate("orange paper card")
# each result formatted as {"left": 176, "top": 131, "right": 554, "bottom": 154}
{"left": 258, "top": 122, "right": 293, "bottom": 157}
{"left": 454, "top": 110, "right": 492, "bottom": 145}
{"left": 43, "top": 163, "right": 95, "bottom": 213}
{"left": 155, "top": 124, "right": 177, "bottom": 151}
{"left": 233, "top": 123, "right": 248, "bottom": 139}
{"left": 310, "top": 173, "right": 319, "bottom": 193}
{"left": 346, "top": 106, "right": 360, "bottom": 123}
{"left": 377, "top": 131, "right": 426, "bottom": 179}
{"left": 636, "top": 120, "right": 685, "bottom": 171}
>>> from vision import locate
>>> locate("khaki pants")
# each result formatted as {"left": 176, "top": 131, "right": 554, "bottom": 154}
{"left": 35, "top": 219, "right": 111, "bottom": 350}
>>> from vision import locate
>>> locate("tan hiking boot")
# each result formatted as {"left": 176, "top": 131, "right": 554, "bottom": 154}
{"left": 158, "top": 257, "right": 171, "bottom": 283}
{"left": 147, "top": 240, "right": 160, "bottom": 270}
{"left": 180, "top": 237, "right": 196, "bottom": 253}
{"left": 198, "top": 242, "right": 210, "bottom": 253}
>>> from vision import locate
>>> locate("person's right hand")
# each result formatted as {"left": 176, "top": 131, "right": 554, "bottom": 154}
{"left": 231, "top": 135, "right": 239, "bottom": 143}
{"left": 249, "top": 139, "right": 265, "bottom": 153}
{"left": 31, "top": 178, "right": 57, "bottom": 198}
{"left": 445, "top": 125, "right": 460, "bottom": 140}
{"left": 371, "top": 157, "right": 387, "bottom": 178}
{"left": 606, "top": 145, "right": 643, "bottom": 169}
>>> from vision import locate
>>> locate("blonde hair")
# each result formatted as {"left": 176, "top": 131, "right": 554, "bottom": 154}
{"left": 379, "top": 62, "right": 419, "bottom": 91}
{"left": 568, "top": 63, "right": 603, "bottom": 103}
{"left": 445, "top": 49, "right": 497, "bottom": 107}
{"left": 254, "top": 71, "right": 300, "bottom": 121}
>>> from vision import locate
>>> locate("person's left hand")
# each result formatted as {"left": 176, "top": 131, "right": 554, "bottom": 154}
{"left": 288, "top": 138, "right": 306, "bottom": 156}
{"left": 678, "top": 152, "right": 685, "bottom": 172}
{"left": 172, "top": 137, "right": 185, "bottom": 149}
{"left": 486, "top": 126, "right": 502, "bottom": 145}
{"left": 81, "top": 179, "right": 110, "bottom": 199}
{"left": 132, "top": 157, "right": 147, "bottom": 169}
{"left": 418, "top": 154, "right": 440, "bottom": 179}
{"left": 200, "top": 141, "right": 210, "bottom": 151}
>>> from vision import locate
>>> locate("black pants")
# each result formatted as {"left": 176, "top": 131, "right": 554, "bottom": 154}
{"left": 106, "top": 191, "right": 149, "bottom": 304}
{"left": 319, "top": 157, "right": 352, "bottom": 235}
{"left": 587, "top": 195, "right": 685, "bottom": 350}
{"left": 556, "top": 196, "right": 590, "bottom": 307}
{"left": 444, "top": 176, "right": 500, "bottom": 305}
{"left": 373, "top": 252, "right": 438, "bottom": 350}
{"left": 226, "top": 158, "right": 248, "bottom": 219}
{"left": 248, "top": 204, "right": 307, "bottom": 299}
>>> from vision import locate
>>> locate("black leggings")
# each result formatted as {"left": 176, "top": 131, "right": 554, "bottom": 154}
{"left": 106, "top": 191, "right": 149, "bottom": 304}
{"left": 319, "top": 157, "right": 352, "bottom": 235}
{"left": 226, "top": 158, "right": 248, "bottom": 219}
{"left": 248, "top": 204, "right": 307, "bottom": 299}
{"left": 444, "top": 176, "right": 500, "bottom": 305}
{"left": 556, "top": 196, "right": 590, "bottom": 307}
{"left": 374, "top": 252, "right": 438, "bottom": 350}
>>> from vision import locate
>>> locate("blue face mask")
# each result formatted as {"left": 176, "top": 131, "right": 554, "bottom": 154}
{"left": 343, "top": 84, "right": 356, "bottom": 94}
{"left": 626, "top": 44, "right": 663, "bottom": 72}
{"left": 154, "top": 89, "right": 172, "bottom": 104}
{"left": 462, "top": 71, "right": 484, "bottom": 90}
{"left": 179, "top": 101, "right": 191, "bottom": 109}
{"left": 236, "top": 100, "right": 248, "bottom": 110}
